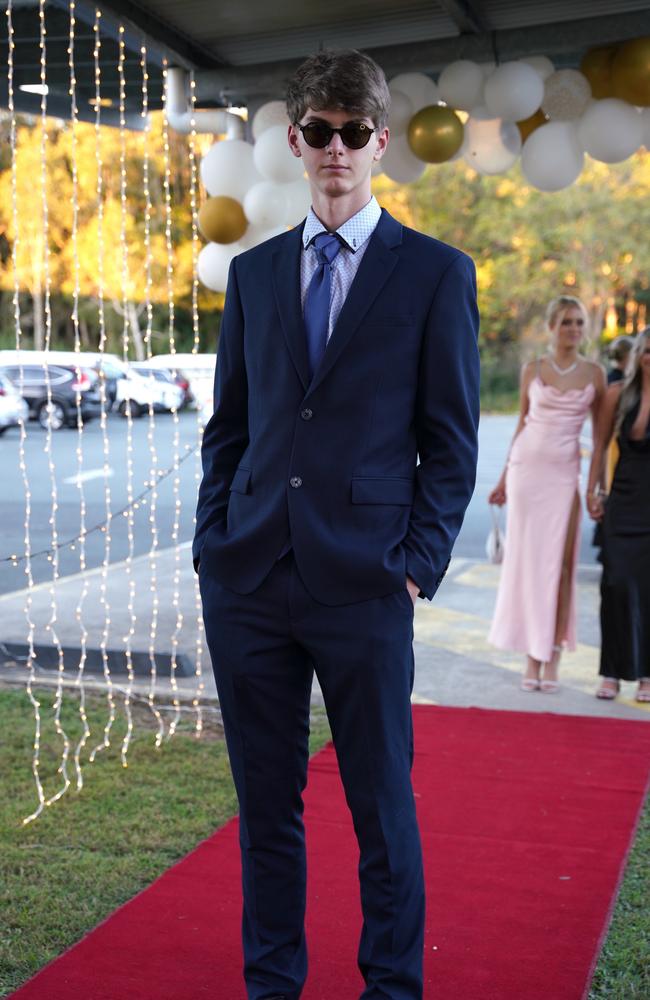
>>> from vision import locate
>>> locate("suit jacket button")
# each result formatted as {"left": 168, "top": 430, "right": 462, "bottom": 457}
{"left": 290, "top": 476, "right": 302, "bottom": 488}
{"left": 300, "top": 408, "right": 313, "bottom": 420}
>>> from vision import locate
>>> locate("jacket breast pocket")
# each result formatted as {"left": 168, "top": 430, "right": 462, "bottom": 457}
{"left": 351, "top": 477, "right": 414, "bottom": 505}
{"left": 229, "top": 467, "right": 252, "bottom": 494}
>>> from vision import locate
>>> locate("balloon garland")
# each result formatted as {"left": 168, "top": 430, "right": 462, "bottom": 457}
{"left": 194, "top": 37, "right": 650, "bottom": 291}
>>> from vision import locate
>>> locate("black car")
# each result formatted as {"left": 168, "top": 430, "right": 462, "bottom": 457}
{"left": 0, "top": 363, "right": 103, "bottom": 430}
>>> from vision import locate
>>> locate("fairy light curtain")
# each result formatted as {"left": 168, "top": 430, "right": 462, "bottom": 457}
{"left": 4, "top": 0, "right": 208, "bottom": 823}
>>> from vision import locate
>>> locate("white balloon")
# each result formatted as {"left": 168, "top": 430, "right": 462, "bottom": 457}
{"left": 252, "top": 100, "right": 289, "bottom": 140}
{"left": 438, "top": 60, "right": 484, "bottom": 112}
{"left": 283, "top": 177, "right": 312, "bottom": 226}
{"left": 197, "top": 242, "right": 242, "bottom": 293}
{"left": 542, "top": 69, "right": 592, "bottom": 121}
{"left": 522, "top": 55, "right": 555, "bottom": 81}
{"left": 642, "top": 107, "right": 650, "bottom": 149}
{"left": 388, "top": 72, "right": 439, "bottom": 111}
{"left": 478, "top": 62, "right": 496, "bottom": 80}
{"left": 577, "top": 98, "right": 644, "bottom": 163}
{"left": 484, "top": 61, "right": 544, "bottom": 122}
{"left": 239, "top": 224, "right": 286, "bottom": 249}
{"left": 381, "top": 135, "right": 426, "bottom": 183}
{"left": 521, "top": 121, "right": 584, "bottom": 192}
{"left": 254, "top": 124, "right": 304, "bottom": 183}
{"left": 388, "top": 89, "right": 414, "bottom": 137}
{"left": 244, "top": 180, "right": 289, "bottom": 228}
{"left": 463, "top": 106, "right": 521, "bottom": 174}
{"left": 200, "top": 139, "right": 260, "bottom": 201}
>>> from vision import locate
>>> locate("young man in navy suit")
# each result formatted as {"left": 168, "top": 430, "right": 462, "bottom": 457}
{"left": 195, "top": 50, "right": 480, "bottom": 1000}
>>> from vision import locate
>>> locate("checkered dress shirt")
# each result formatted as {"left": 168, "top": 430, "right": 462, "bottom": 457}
{"left": 300, "top": 196, "right": 382, "bottom": 342}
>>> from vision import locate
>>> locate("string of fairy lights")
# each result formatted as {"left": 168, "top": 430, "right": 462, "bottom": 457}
{"left": 68, "top": 0, "right": 92, "bottom": 790}
{"left": 4, "top": 0, "right": 213, "bottom": 821}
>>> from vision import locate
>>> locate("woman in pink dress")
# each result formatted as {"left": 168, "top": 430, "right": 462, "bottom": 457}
{"left": 488, "top": 296, "right": 606, "bottom": 691}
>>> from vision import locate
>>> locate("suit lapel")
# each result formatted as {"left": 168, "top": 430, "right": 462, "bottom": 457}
{"left": 308, "top": 210, "right": 403, "bottom": 395}
{"left": 272, "top": 225, "right": 310, "bottom": 392}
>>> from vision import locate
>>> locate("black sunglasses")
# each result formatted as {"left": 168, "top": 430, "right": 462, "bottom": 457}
{"left": 295, "top": 120, "right": 376, "bottom": 149}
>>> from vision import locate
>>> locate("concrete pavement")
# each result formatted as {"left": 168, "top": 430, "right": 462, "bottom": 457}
{"left": 1, "top": 542, "right": 647, "bottom": 722}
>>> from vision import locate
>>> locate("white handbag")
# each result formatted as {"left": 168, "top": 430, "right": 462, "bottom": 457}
{"left": 486, "top": 505, "right": 506, "bottom": 564}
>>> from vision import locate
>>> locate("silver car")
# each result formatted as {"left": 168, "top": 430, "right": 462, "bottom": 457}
{"left": 0, "top": 370, "right": 29, "bottom": 435}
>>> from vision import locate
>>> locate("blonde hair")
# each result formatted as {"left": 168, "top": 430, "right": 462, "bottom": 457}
{"left": 615, "top": 327, "right": 650, "bottom": 436}
{"left": 545, "top": 295, "right": 590, "bottom": 333}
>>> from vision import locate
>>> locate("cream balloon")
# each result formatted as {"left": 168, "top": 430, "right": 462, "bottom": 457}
{"left": 254, "top": 124, "right": 305, "bottom": 183}
{"left": 381, "top": 135, "right": 426, "bottom": 183}
{"left": 577, "top": 98, "right": 644, "bottom": 163}
{"left": 244, "top": 180, "right": 289, "bottom": 228}
{"left": 239, "top": 224, "right": 287, "bottom": 250}
{"left": 484, "top": 61, "right": 544, "bottom": 122}
{"left": 642, "top": 107, "right": 650, "bottom": 149}
{"left": 542, "top": 69, "right": 592, "bottom": 121}
{"left": 522, "top": 55, "right": 555, "bottom": 81}
{"left": 463, "top": 106, "right": 521, "bottom": 174}
{"left": 521, "top": 121, "right": 584, "bottom": 192}
{"left": 197, "top": 241, "right": 242, "bottom": 293}
{"left": 388, "top": 72, "right": 439, "bottom": 111}
{"left": 388, "top": 89, "right": 414, "bottom": 137}
{"left": 252, "top": 100, "right": 289, "bottom": 140}
{"left": 283, "top": 177, "right": 312, "bottom": 226}
{"left": 200, "top": 139, "right": 260, "bottom": 202}
{"left": 438, "top": 60, "right": 484, "bottom": 112}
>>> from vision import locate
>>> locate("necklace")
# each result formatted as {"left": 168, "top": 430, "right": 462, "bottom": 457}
{"left": 548, "top": 355, "right": 579, "bottom": 376}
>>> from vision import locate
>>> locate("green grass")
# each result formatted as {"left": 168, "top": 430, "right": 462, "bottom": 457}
{"left": 1, "top": 686, "right": 647, "bottom": 998}
{"left": 588, "top": 792, "right": 650, "bottom": 999}
{"left": 0, "top": 684, "right": 331, "bottom": 996}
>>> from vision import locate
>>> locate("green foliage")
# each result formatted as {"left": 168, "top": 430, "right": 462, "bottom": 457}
{"left": 0, "top": 685, "right": 330, "bottom": 995}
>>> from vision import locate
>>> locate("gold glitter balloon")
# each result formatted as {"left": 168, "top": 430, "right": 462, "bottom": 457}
{"left": 407, "top": 105, "right": 464, "bottom": 163}
{"left": 198, "top": 196, "right": 248, "bottom": 244}
{"left": 612, "top": 37, "right": 650, "bottom": 107}
{"left": 580, "top": 45, "right": 617, "bottom": 99}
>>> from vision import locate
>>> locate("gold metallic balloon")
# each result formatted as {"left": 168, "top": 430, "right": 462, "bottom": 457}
{"left": 517, "top": 108, "right": 549, "bottom": 143}
{"left": 198, "top": 195, "right": 248, "bottom": 244}
{"left": 407, "top": 105, "right": 464, "bottom": 163}
{"left": 580, "top": 46, "right": 617, "bottom": 99}
{"left": 612, "top": 36, "right": 650, "bottom": 107}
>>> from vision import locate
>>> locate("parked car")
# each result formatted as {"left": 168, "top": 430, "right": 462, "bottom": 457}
{"left": 0, "top": 370, "right": 29, "bottom": 434}
{"left": 128, "top": 362, "right": 186, "bottom": 413}
{"left": 142, "top": 353, "right": 216, "bottom": 418}
{"left": 0, "top": 361, "right": 102, "bottom": 430}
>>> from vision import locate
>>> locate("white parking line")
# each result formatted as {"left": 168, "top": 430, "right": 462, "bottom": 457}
{"left": 63, "top": 467, "right": 114, "bottom": 485}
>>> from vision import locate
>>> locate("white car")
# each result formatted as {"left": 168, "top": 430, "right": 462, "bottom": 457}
{"left": 141, "top": 353, "right": 216, "bottom": 419}
{"left": 0, "top": 370, "right": 29, "bottom": 434}
{"left": 128, "top": 362, "right": 185, "bottom": 414}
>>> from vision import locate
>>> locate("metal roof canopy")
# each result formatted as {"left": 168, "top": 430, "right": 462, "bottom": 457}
{"left": 1, "top": 0, "right": 650, "bottom": 123}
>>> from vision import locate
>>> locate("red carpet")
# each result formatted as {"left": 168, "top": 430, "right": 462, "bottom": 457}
{"left": 11, "top": 706, "right": 650, "bottom": 1000}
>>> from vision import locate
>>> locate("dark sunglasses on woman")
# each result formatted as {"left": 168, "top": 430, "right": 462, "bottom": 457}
{"left": 295, "top": 120, "right": 376, "bottom": 149}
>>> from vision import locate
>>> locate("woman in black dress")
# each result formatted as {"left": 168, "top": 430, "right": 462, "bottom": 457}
{"left": 587, "top": 328, "right": 650, "bottom": 702}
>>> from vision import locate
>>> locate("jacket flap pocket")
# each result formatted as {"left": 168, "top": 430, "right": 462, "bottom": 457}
{"left": 229, "top": 467, "right": 252, "bottom": 494}
{"left": 351, "top": 477, "right": 414, "bottom": 505}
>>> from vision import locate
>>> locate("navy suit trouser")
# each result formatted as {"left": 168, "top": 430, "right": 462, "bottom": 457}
{"left": 199, "top": 550, "right": 425, "bottom": 1000}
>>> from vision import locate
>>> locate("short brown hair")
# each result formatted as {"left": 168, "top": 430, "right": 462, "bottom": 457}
{"left": 286, "top": 49, "right": 391, "bottom": 130}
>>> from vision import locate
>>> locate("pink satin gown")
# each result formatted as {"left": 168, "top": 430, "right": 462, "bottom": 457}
{"left": 488, "top": 375, "right": 595, "bottom": 662}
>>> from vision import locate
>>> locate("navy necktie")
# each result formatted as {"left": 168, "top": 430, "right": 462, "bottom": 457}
{"left": 304, "top": 232, "right": 343, "bottom": 379}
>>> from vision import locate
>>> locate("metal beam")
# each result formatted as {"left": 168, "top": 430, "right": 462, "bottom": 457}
{"left": 48, "top": 0, "right": 227, "bottom": 70}
{"left": 437, "top": 0, "right": 489, "bottom": 34}
{"left": 194, "top": 9, "right": 650, "bottom": 104}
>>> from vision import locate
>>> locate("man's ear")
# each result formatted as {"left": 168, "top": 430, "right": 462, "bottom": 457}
{"left": 373, "top": 126, "right": 390, "bottom": 161}
{"left": 288, "top": 124, "right": 302, "bottom": 159}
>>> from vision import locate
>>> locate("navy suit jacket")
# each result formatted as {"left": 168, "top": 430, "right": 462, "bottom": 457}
{"left": 193, "top": 208, "right": 480, "bottom": 605}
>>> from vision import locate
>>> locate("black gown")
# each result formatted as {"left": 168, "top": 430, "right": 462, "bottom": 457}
{"left": 600, "top": 404, "right": 650, "bottom": 680}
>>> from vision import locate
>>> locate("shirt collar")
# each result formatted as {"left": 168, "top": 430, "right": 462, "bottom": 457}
{"left": 302, "top": 196, "right": 382, "bottom": 253}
